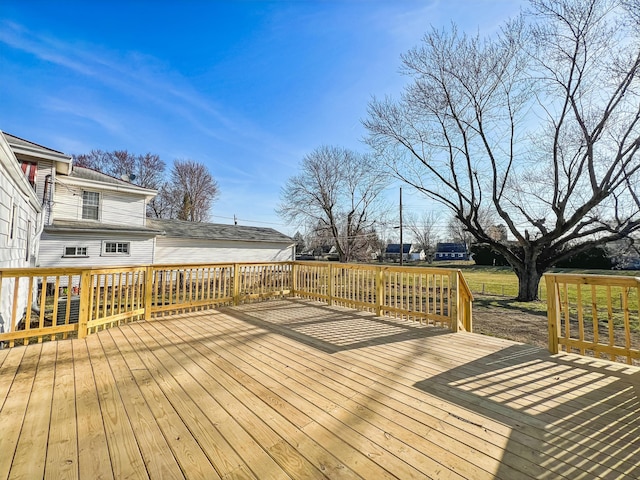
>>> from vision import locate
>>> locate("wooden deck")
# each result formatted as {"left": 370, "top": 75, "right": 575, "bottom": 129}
{"left": 1, "top": 298, "right": 639, "bottom": 479}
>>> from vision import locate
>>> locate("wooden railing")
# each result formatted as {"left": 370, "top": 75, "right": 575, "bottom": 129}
{"left": 0, "top": 262, "right": 472, "bottom": 347}
{"left": 293, "top": 262, "right": 473, "bottom": 331}
{"left": 545, "top": 273, "right": 640, "bottom": 364}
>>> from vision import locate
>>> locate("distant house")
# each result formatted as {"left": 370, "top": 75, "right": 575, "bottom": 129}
{"left": 147, "top": 218, "right": 294, "bottom": 264}
{"left": 385, "top": 243, "right": 413, "bottom": 262}
{"left": 434, "top": 242, "right": 469, "bottom": 261}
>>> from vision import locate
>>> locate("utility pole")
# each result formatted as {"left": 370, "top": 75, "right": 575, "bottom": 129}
{"left": 399, "top": 187, "right": 403, "bottom": 267}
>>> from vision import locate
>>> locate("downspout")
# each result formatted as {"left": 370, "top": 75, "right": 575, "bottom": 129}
{"left": 31, "top": 174, "right": 53, "bottom": 266}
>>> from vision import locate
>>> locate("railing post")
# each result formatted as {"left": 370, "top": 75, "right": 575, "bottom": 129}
{"left": 77, "top": 270, "right": 92, "bottom": 339}
{"left": 449, "top": 271, "right": 459, "bottom": 332}
{"left": 144, "top": 265, "right": 154, "bottom": 321}
{"left": 233, "top": 263, "right": 240, "bottom": 306}
{"left": 290, "top": 262, "right": 297, "bottom": 298}
{"left": 327, "top": 263, "right": 334, "bottom": 306}
{"left": 376, "top": 267, "right": 384, "bottom": 317}
{"left": 459, "top": 270, "right": 472, "bottom": 332}
{"left": 545, "top": 274, "right": 560, "bottom": 354}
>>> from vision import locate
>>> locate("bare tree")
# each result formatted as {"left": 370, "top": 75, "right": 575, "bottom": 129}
{"left": 365, "top": 0, "right": 640, "bottom": 300}
{"left": 73, "top": 150, "right": 165, "bottom": 189}
{"left": 169, "top": 159, "right": 220, "bottom": 222}
{"left": 406, "top": 211, "right": 441, "bottom": 262}
{"left": 277, "top": 146, "right": 388, "bottom": 263}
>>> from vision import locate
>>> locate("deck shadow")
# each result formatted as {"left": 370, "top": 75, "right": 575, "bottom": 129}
{"left": 414, "top": 344, "right": 640, "bottom": 478}
{"left": 221, "top": 298, "right": 450, "bottom": 354}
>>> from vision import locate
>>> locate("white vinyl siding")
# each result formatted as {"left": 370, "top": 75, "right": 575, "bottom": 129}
{"left": 1, "top": 137, "right": 42, "bottom": 329}
{"left": 100, "top": 192, "right": 147, "bottom": 226}
{"left": 39, "top": 233, "right": 154, "bottom": 267}
{"left": 54, "top": 183, "right": 148, "bottom": 227}
{"left": 153, "top": 237, "right": 294, "bottom": 264}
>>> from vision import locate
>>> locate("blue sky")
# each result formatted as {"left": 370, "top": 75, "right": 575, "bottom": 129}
{"left": 1, "top": 0, "right": 524, "bottom": 236}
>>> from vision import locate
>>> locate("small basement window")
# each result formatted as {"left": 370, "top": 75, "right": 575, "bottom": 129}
{"left": 102, "top": 241, "right": 130, "bottom": 255}
{"left": 64, "top": 246, "right": 88, "bottom": 257}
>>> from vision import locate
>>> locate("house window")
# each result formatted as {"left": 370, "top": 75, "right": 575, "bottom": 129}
{"left": 9, "top": 202, "right": 17, "bottom": 240}
{"left": 64, "top": 246, "right": 88, "bottom": 257}
{"left": 102, "top": 241, "right": 130, "bottom": 255}
{"left": 82, "top": 191, "right": 100, "bottom": 220}
{"left": 26, "top": 220, "right": 32, "bottom": 261}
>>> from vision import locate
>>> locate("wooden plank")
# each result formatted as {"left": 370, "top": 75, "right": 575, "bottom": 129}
{"left": 96, "top": 332, "right": 186, "bottom": 479}
{"left": 187, "top": 312, "right": 525, "bottom": 480}
{"left": 0, "top": 345, "right": 40, "bottom": 479}
{"left": 0, "top": 347, "right": 25, "bottom": 408}
{"left": 84, "top": 334, "right": 148, "bottom": 480}
{"left": 71, "top": 338, "right": 113, "bottom": 480}
{"left": 9, "top": 342, "right": 57, "bottom": 479}
{"left": 175, "top": 314, "right": 470, "bottom": 480}
{"left": 45, "top": 340, "right": 78, "bottom": 480}
{"left": 145, "top": 320, "right": 368, "bottom": 480}
{"left": 108, "top": 326, "right": 252, "bottom": 479}
{"left": 130, "top": 321, "right": 298, "bottom": 480}
{"left": 219, "top": 302, "right": 639, "bottom": 478}
{"left": 100, "top": 329, "right": 219, "bottom": 479}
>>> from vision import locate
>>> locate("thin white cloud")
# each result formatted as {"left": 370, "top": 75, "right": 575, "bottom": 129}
{"left": 0, "top": 19, "right": 301, "bottom": 166}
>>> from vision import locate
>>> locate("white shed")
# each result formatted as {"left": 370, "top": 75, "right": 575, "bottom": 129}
{"left": 147, "top": 218, "right": 294, "bottom": 264}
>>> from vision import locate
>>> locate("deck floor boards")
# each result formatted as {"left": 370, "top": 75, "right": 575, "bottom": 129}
{"left": 1, "top": 298, "right": 639, "bottom": 479}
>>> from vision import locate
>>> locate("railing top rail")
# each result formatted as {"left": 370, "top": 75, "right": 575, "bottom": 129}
{"left": 150, "top": 261, "right": 291, "bottom": 269}
{"left": 544, "top": 272, "right": 640, "bottom": 287}
{"left": 458, "top": 269, "right": 474, "bottom": 301}
{"left": 293, "top": 261, "right": 464, "bottom": 275}
{"left": 0, "top": 267, "right": 88, "bottom": 277}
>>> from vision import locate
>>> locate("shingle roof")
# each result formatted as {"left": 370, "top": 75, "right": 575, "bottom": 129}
{"left": 436, "top": 242, "right": 467, "bottom": 253}
{"left": 68, "top": 166, "right": 157, "bottom": 194}
{"left": 386, "top": 243, "right": 412, "bottom": 254}
{"left": 3, "top": 132, "right": 69, "bottom": 157}
{"left": 45, "top": 219, "right": 162, "bottom": 235}
{"left": 147, "top": 218, "right": 293, "bottom": 244}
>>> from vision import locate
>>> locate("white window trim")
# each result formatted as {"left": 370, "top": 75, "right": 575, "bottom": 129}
{"left": 82, "top": 190, "right": 101, "bottom": 221}
{"left": 101, "top": 240, "right": 131, "bottom": 256}
{"left": 63, "top": 246, "right": 89, "bottom": 258}
{"left": 9, "top": 199, "right": 18, "bottom": 243}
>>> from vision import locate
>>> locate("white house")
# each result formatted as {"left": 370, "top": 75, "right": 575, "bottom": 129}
{"left": 148, "top": 218, "right": 294, "bottom": 264}
{"left": 0, "top": 131, "right": 46, "bottom": 330}
{"left": 39, "top": 167, "right": 161, "bottom": 268}
{"left": 3, "top": 131, "right": 294, "bottom": 271}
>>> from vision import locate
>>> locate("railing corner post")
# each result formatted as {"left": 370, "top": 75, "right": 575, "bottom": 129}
{"left": 77, "top": 270, "right": 92, "bottom": 339}
{"left": 449, "top": 271, "right": 459, "bottom": 333}
{"left": 545, "top": 274, "right": 560, "bottom": 354}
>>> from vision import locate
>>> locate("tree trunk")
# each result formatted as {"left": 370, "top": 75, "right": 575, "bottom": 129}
{"left": 515, "top": 263, "right": 543, "bottom": 301}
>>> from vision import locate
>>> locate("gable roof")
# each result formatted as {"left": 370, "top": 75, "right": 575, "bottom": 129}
{"left": 147, "top": 218, "right": 293, "bottom": 244}
{"left": 59, "top": 165, "right": 158, "bottom": 198}
{"left": 3, "top": 132, "right": 72, "bottom": 174}
{"left": 385, "top": 243, "right": 411, "bottom": 254}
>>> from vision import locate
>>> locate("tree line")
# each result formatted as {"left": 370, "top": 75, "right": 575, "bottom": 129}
{"left": 73, "top": 150, "right": 219, "bottom": 222}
